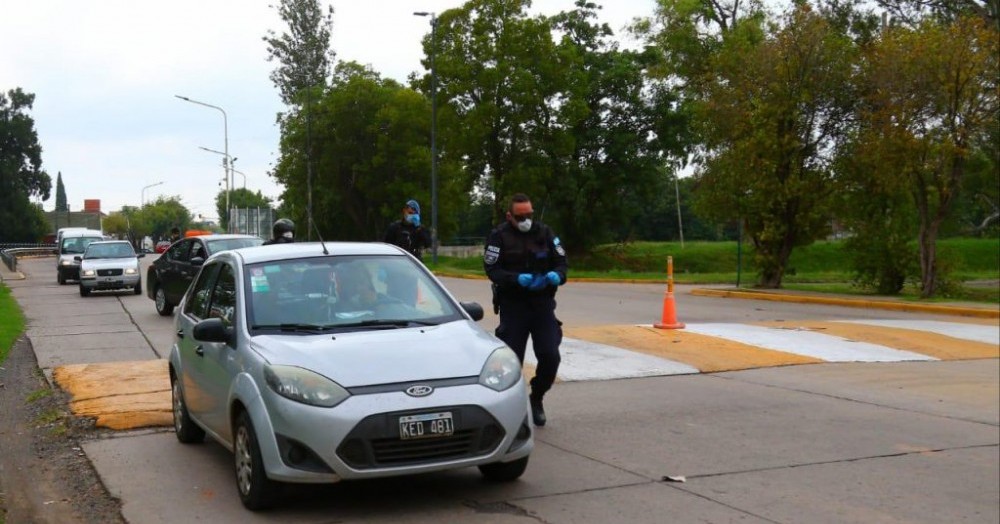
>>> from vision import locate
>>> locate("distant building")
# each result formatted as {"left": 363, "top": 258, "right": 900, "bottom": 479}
{"left": 46, "top": 199, "right": 105, "bottom": 233}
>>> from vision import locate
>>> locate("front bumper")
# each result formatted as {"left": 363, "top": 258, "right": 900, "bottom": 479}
{"left": 251, "top": 379, "right": 532, "bottom": 483}
{"left": 80, "top": 273, "right": 140, "bottom": 290}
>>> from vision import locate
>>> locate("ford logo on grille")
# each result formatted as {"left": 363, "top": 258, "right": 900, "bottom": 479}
{"left": 405, "top": 385, "right": 433, "bottom": 397}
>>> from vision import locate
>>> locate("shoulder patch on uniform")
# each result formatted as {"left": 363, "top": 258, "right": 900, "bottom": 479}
{"left": 484, "top": 245, "right": 500, "bottom": 265}
{"left": 553, "top": 236, "right": 561, "bottom": 246}
{"left": 555, "top": 245, "right": 565, "bottom": 256}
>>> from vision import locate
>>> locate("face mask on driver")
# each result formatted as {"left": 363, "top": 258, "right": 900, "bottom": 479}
{"left": 516, "top": 218, "right": 532, "bottom": 233}
{"left": 282, "top": 231, "right": 293, "bottom": 239}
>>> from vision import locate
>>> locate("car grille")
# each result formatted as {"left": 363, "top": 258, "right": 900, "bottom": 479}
{"left": 97, "top": 269, "right": 124, "bottom": 276}
{"left": 336, "top": 405, "right": 505, "bottom": 469}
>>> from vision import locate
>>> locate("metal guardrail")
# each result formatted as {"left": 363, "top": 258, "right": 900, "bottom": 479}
{"left": 1, "top": 244, "right": 57, "bottom": 272}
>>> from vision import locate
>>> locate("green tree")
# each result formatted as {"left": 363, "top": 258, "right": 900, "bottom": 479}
{"left": 272, "top": 63, "right": 448, "bottom": 241}
{"left": 55, "top": 171, "right": 67, "bottom": 211}
{"left": 138, "top": 197, "right": 192, "bottom": 241}
{"left": 263, "top": 0, "right": 336, "bottom": 106}
{"left": 686, "top": 6, "right": 858, "bottom": 288}
{"left": 0, "top": 88, "right": 52, "bottom": 242}
{"left": 215, "top": 188, "right": 273, "bottom": 232}
{"left": 427, "top": 0, "right": 559, "bottom": 220}
{"left": 850, "top": 15, "right": 998, "bottom": 296}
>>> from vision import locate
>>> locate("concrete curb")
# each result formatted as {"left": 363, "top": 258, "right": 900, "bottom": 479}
{"left": 690, "top": 288, "right": 999, "bottom": 319}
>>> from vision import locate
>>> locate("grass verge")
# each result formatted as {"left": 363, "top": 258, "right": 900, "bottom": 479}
{"left": 0, "top": 283, "right": 25, "bottom": 365}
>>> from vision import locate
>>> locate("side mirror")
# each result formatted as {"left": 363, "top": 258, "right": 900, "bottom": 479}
{"left": 193, "top": 318, "right": 234, "bottom": 344}
{"left": 190, "top": 257, "right": 205, "bottom": 267}
{"left": 136, "top": 253, "right": 145, "bottom": 259}
{"left": 73, "top": 256, "right": 82, "bottom": 262}
{"left": 460, "top": 301, "right": 484, "bottom": 321}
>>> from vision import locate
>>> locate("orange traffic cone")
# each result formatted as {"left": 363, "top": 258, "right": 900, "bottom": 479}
{"left": 654, "top": 289, "right": 685, "bottom": 329}
{"left": 654, "top": 255, "right": 685, "bottom": 329}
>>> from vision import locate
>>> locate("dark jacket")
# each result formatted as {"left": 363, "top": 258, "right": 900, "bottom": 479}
{"left": 262, "top": 236, "right": 294, "bottom": 246}
{"left": 384, "top": 220, "right": 431, "bottom": 258}
{"left": 484, "top": 221, "right": 568, "bottom": 301}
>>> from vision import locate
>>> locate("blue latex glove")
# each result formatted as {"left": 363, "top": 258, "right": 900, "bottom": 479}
{"left": 517, "top": 273, "right": 533, "bottom": 288}
{"left": 546, "top": 271, "right": 561, "bottom": 286}
{"left": 529, "top": 274, "right": 548, "bottom": 291}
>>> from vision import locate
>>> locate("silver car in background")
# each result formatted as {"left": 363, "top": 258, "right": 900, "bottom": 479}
{"left": 77, "top": 240, "right": 144, "bottom": 296}
{"left": 169, "top": 242, "right": 532, "bottom": 510}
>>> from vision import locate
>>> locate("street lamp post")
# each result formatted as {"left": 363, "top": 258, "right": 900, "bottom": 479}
{"left": 176, "top": 95, "right": 230, "bottom": 232}
{"left": 414, "top": 10, "right": 439, "bottom": 264}
{"left": 199, "top": 146, "right": 240, "bottom": 188}
{"left": 141, "top": 181, "right": 164, "bottom": 207}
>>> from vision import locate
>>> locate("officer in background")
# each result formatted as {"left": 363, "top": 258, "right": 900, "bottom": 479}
{"left": 168, "top": 227, "right": 181, "bottom": 243}
{"left": 263, "top": 218, "right": 295, "bottom": 245}
{"left": 484, "top": 193, "right": 567, "bottom": 427}
{"left": 384, "top": 199, "right": 431, "bottom": 260}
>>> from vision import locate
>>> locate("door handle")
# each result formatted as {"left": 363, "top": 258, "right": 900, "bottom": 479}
{"left": 195, "top": 345, "right": 204, "bottom": 357}
{"left": 176, "top": 329, "right": 184, "bottom": 339}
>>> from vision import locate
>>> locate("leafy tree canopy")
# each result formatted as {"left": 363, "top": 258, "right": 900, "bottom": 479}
{"left": 0, "top": 88, "right": 52, "bottom": 242}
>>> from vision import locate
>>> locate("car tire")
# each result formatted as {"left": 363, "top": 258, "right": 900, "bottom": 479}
{"left": 478, "top": 456, "right": 529, "bottom": 482}
{"left": 233, "top": 411, "right": 279, "bottom": 511}
{"left": 57, "top": 270, "right": 65, "bottom": 285}
{"left": 79, "top": 285, "right": 90, "bottom": 297}
{"left": 134, "top": 280, "right": 142, "bottom": 295}
{"left": 171, "top": 376, "right": 205, "bottom": 444}
{"left": 154, "top": 286, "right": 174, "bottom": 316}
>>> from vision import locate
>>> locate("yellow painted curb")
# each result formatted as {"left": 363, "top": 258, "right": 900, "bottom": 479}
{"left": 691, "top": 288, "right": 999, "bottom": 319}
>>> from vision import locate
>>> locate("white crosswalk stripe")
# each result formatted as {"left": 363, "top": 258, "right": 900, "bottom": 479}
{"left": 523, "top": 338, "right": 699, "bottom": 381}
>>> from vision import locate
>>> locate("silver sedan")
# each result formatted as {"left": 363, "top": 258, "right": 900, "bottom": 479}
{"left": 168, "top": 242, "right": 532, "bottom": 510}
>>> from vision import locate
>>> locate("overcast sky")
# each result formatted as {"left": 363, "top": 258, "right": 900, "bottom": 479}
{"left": 1, "top": 0, "right": 655, "bottom": 221}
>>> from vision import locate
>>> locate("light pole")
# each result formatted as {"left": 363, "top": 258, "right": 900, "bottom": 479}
{"left": 176, "top": 95, "right": 230, "bottom": 232}
{"left": 414, "top": 10, "right": 439, "bottom": 264}
{"left": 141, "top": 181, "right": 164, "bottom": 207}
{"left": 199, "top": 146, "right": 239, "bottom": 188}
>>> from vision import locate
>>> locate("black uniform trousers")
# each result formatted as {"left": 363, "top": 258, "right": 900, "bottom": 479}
{"left": 495, "top": 295, "right": 562, "bottom": 398}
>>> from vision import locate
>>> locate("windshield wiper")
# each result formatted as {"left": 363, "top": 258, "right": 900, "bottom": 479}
{"left": 251, "top": 323, "right": 333, "bottom": 333}
{"left": 335, "top": 319, "right": 439, "bottom": 329}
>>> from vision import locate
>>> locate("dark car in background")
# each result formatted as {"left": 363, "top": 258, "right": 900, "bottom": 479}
{"left": 147, "top": 234, "right": 263, "bottom": 315}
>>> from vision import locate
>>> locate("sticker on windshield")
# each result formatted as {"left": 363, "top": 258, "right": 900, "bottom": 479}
{"left": 251, "top": 275, "right": 270, "bottom": 292}
{"left": 263, "top": 265, "right": 281, "bottom": 274}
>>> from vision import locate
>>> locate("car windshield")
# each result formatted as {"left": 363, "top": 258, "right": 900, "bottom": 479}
{"left": 62, "top": 236, "right": 104, "bottom": 254}
{"left": 246, "top": 255, "right": 463, "bottom": 333}
{"left": 84, "top": 243, "right": 136, "bottom": 259}
{"left": 207, "top": 237, "right": 264, "bottom": 254}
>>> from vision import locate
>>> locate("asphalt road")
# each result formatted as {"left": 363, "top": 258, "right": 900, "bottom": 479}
{"left": 6, "top": 255, "right": 999, "bottom": 523}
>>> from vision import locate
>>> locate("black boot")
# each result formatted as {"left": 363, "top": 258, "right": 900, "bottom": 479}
{"left": 529, "top": 394, "right": 546, "bottom": 427}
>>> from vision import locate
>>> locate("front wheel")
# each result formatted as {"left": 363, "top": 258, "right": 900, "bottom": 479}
{"left": 154, "top": 286, "right": 174, "bottom": 316}
{"left": 478, "top": 456, "right": 529, "bottom": 482}
{"left": 171, "top": 376, "right": 204, "bottom": 443}
{"left": 234, "top": 411, "right": 279, "bottom": 510}
{"left": 79, "top": 285, "right": 90, "bottom": 297}
{"left": 57, "top": 270, "right": 66, "bottom": 285}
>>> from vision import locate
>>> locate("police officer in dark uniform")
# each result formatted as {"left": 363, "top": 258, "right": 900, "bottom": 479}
{"left": 263, "top": 218, "right": 295, "bottom": 245}
{"left": 484, "top": 193, "right": 567, "bottom": 427}
{"left": 384, "top": 199, "right": 431, "bottom": 259}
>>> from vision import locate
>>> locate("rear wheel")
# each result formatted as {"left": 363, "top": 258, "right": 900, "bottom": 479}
{"left": 171, "top": 376, "right": 204, "bottom": 443}
{"left": 233, "top": 411, "right": 279, "bottom": 510}
{"left": 155, "top": 286, "right": 174, "bottom": 316}
{"left": 79, "top": 285, "right": 90, "bottom": 297}
{"left": 478, "top": 456, "right": 529, "bottom": 482}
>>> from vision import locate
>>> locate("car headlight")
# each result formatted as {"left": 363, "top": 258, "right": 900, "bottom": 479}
{"left": 479, "top": 347, "right": 522, "bottom": 392}
{"left": 60, "top": 259, "right": 76, "bottom": 266}
{"left": 81, "top": 269, "right": 96, "bottom": 277}
{"left": 125, "top": 268, "right": 137, "bottom": 275}
{"left": 263, "top": 365, "right": 349, "bottom": 407}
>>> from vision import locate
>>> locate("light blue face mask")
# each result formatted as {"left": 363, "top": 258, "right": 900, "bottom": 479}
{"left": 516, "top": 218, "right": 532, "bottom": 232}
{"left": 406, "top": 213, "right": 421, "bottom": 226}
